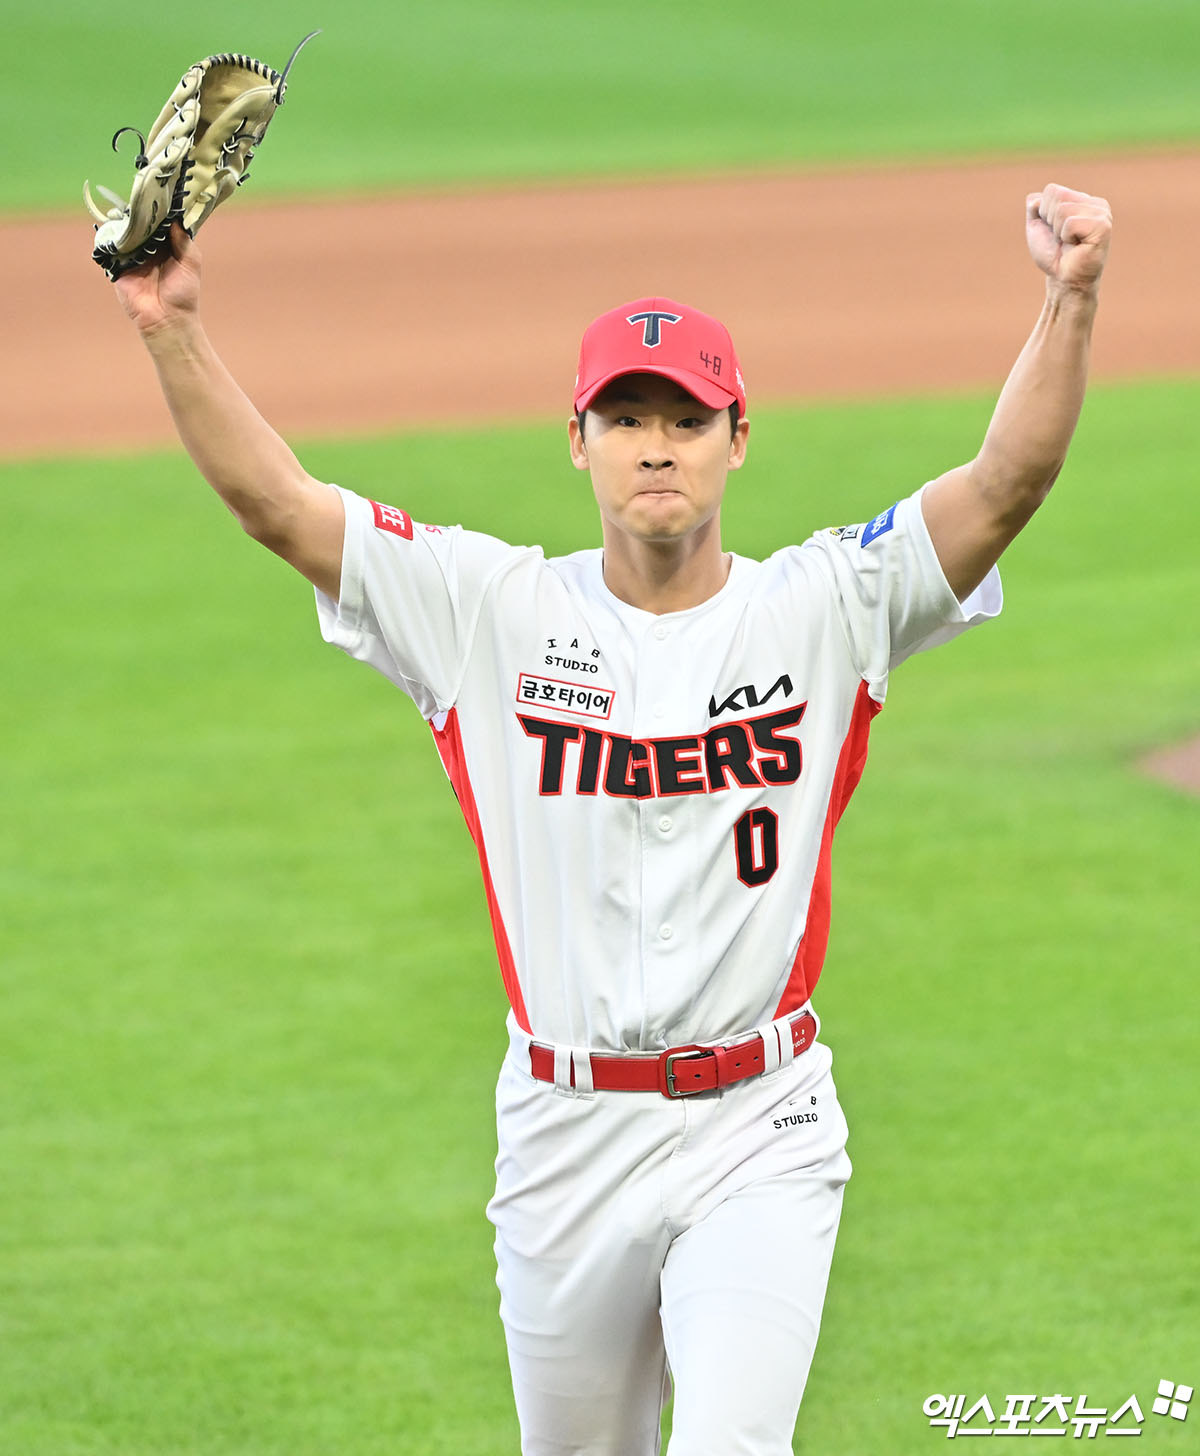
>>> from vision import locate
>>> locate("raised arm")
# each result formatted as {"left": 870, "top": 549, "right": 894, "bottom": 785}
{"left": 921, "top": 183, "right": 1113, "bottom": 600}
{"left": 113, "top": 223, "right": 344, "bottom": 600}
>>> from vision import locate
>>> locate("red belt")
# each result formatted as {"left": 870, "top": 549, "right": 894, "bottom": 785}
{"left": 528, "top": 1011, "right": 817, "bottom": 1099}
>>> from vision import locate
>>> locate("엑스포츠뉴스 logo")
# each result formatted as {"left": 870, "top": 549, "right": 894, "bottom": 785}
{"left": 921, "top": 1377, "right": 1192, "bottom": 1438}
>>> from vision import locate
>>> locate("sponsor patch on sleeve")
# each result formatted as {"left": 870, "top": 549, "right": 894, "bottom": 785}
{"left": 370, "top": 500, "right": 414, "bottom": 539}
{"left": 860, "top": 502, "right": 898, "bottom": 547}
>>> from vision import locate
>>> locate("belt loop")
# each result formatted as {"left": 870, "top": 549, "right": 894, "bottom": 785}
{"left": 571, "top": 1049, "right": 595, "bottom": 1098}
{"left": 753, "top": 1022, "right": 783, "bottom": 1076}
{"left": 552, "top": 1045, "right": 595, "bottom": 1099}
{"left": 775, "top": 1013, "right": 797, "bottom": 1068}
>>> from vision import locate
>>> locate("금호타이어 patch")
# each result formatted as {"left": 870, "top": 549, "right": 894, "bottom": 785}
{"left": 861, "top": 502, "right": 898, "bottom": 547}
{"left": 517, "top": 673, "right": 615, "bottom": 720}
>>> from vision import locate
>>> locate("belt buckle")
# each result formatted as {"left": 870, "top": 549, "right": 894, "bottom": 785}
{"left": 659, "top": 1045, "right": 716, "bottom": 1098}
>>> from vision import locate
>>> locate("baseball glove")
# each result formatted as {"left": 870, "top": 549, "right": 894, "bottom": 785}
{"left": 84, "top": 32, "right": 319, "bottom": 280}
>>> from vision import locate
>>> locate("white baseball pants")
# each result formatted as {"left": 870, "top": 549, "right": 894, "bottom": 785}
{"left": 487, "top": 1011, "right": 852, "bottom": 1455}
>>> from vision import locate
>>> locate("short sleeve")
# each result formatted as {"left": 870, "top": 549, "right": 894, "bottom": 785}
{"left": 803, "top": 486, "right": 1002, "bottom": 688}
{"left": 314, "top": 485, "right": 536, "bottom": 717}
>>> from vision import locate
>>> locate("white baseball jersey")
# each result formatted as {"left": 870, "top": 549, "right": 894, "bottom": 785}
{"left": 316, "top": 486, "right": 1001, "bottom": 1053}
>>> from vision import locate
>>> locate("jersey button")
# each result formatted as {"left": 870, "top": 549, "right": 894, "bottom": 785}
{"left": 653, "top": 624, "right": 669, "bottom": 641}
{"left": 653, "top": 703, "right": 665, "bottom": 718}
{"left": 658, "top": 815, "right": 673, "bottom": 833}
{"left": 658, "top": 923, "right": 674, "bottom": 941}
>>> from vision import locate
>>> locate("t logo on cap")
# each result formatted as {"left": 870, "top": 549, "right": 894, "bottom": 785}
{"left": 626, "top": 310, "right": 683, "bottom": 348}
{"left": 574, "top": 296, "right": 747, "bottom": 417}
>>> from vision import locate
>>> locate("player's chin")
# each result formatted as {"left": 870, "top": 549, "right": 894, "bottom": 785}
{"left": 625, "top": 506, "right": 696, "bottom": 542}
{"left": 626, "top": 490, "right": 691, "bottom": 524}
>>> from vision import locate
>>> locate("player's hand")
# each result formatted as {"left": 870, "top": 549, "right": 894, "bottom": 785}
{"left": 112, "top": 222, "right": 202, "bottom": 334}
{"left": 1025, "top": 183, "right": 1112, "bottom": 296}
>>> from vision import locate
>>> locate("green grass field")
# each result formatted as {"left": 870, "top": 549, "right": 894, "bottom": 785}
{"left": 8, "top": 0, "right": 1199, "bottom": 214}
{"left": 2, "top": 380, "right": 1197, "bottom": 1452}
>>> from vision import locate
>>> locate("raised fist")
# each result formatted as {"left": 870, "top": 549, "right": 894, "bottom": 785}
{"left": 1026, "top": 183, "right": 1112, "bottom": 295}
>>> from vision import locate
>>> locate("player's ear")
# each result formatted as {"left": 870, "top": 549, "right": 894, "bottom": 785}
{"left": 727, "top": 416, "right": 750, "bottom": 471}
{"left": 568, "top": 413, "right": 589, "bottom": 471}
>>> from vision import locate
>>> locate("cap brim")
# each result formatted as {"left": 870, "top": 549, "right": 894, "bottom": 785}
{"left": 575, "top": 365, "right": 737, "bottom": 414}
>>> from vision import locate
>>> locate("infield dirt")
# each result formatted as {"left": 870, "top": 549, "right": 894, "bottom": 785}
{"left": 7, "top": 149, "right": 1200, "bottom": 457}
{"left": 6, "top": 148, "right": 1198, "bottom": 789}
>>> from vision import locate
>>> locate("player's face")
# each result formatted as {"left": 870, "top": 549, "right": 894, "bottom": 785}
{"left": 568, "top": 374, "right": 749, "bottom": 547}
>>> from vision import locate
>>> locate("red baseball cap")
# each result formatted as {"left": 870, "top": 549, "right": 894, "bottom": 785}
{"left": 574, "top": 296, "right": 747, "bottom": 417}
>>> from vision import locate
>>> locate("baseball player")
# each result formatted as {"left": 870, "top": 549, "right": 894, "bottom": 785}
{"left": 113, "top": 181, "right": 1111, "bottom": 1454}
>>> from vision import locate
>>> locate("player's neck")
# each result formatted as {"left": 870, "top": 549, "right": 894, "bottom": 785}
{"left": 600, "top": 527, "right": 731, "bottom": 615}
